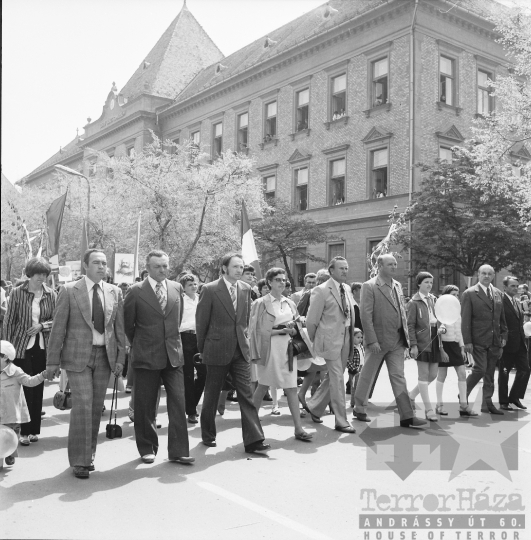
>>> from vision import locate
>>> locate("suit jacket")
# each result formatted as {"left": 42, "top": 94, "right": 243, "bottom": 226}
{"left": 501, "top": 294, "right": 526, "bottom": 354}
{"left": 195, "top": 278, "right": 252, "bottom": 365}
{"left": 47, "top": 277, "right": 125, "bottom": 372}
{"left": 407, "top": 292, "right": 438, "bottom": 353}
{"left": 306, "top": 278, "right": 355, "bottom": 361}
{"left": 461, "top": 284, "right": 508, "bottom": 348}
{"left": 123, "top": 279, "right": 184, "bottom": 370}
{"left": 360, "top": 275, "right": 410, "bottom": 351}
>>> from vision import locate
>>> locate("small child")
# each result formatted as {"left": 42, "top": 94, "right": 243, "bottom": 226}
{"left": 1, "top": 340, "right": 47, "bottom": 467}
{"left": 347, "top": 329, "right": 365, "bottom": 407}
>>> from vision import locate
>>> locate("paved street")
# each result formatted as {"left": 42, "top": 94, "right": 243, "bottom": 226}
{"left": 1, "top": 361, "right": 529, "bottom": 540}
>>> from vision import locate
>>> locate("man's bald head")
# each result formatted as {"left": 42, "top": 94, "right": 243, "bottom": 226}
{"left": 377, "top": 253, "right": 397, "bottom": 279}
{"left": 478, "top": 264, "right": 494, "bottom": 274}
{"left": 477, "top": 264, "right": 495, "bottom": 287}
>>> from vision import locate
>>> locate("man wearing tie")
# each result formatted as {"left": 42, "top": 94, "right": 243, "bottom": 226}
{"left": 46, "top": 249, "right": 125, "bottom": 478}
{"left": 304, "top": 256, "right": 356, "bottom": 432}
{"left": 196, "top": 253, "right": 269, "bottom": 453}
{"left": 498, "top": 276, "right": 529, "bottom": 411}
{"left": 462, "top": 264, "right": 508, "bottom": 415}
{"left": 124, "top": 250, "right": 193, "bottom": 464}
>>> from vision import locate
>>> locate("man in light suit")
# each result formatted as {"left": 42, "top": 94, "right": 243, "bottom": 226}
{"left": 462, "top": 264, "right": 508, "bottom": 415}
{"left": 305, "top": 256, "right": 356, "bottom": 432}
{"left": 124, "top": 250, "right": 193, "bottom": 464}
{"left": 498, "top": 276, "right": 529, "bottom": 411}
{"left": 46, "top": 249, "right": 125, "bottom": 478}
{"left": 353, "top": 254, "right": 427, "bottom": 428}
{"left": 196, "top": 253, "right": 269, "bottom": 453}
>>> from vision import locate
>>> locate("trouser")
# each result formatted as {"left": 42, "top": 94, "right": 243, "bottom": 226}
{"left": 181, "top": 332, "right": 207, "bottom": 416}
{"left": 200, "top": 345, "right": 264, "bottom": 447}
{"left": 498, "top": 343, "right": 530, "bottom": 404}
{"left": 134, "top": 359, "right": 189, "bottom": 459}
{"left": 14, "top": 341, "right": 46, "bottom": 436}
{"left": 66, "top": 346, "right": 111, "bottom": 467}
{"left": 307, "top": 331, "right": 351, "bottom": 427}
{"left": 354, "top": 343, "right": 414, "bottom": 421}
{"left": 466, "top": 344, "right": 501, "bottom": 406}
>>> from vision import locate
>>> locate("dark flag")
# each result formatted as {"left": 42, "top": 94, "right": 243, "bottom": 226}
{"left": 46, "top": 192, "right": 67, "bottom": 263}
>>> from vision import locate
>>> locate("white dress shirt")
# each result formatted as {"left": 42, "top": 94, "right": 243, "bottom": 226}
{"left": 331, "top": 278, "right": 351, "bottom": 327}
{"left": 148, "top": 275, "right": 167, "bottom": 303}
{"left": 26, "top": 295, "right": 44, "bottom": 350}
{"left": 180, "top": 294, "right": 198, "bottom": 332}
{"left": 478, "top": 282, "right": 493, "bottom": 299}
{"left": 85, "top": 276, "right": 106, "bottom": 346}
{"left": 223, "top": 276, "right": 237, "bottom": 311}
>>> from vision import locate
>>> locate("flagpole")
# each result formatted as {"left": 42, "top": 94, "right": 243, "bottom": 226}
{"left": 133, "top": 212, "right": 142, "bottom": 279}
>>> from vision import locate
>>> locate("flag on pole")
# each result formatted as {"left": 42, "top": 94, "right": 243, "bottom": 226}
{"left": 46, "top": 192, "right": 67, "bottom": 265}
{"left": 80, "top": 219, "right": 89, "bottom": 275}
{"left": 241, "top": 201, "right": 261, "bottom": 279}
{"left": 133, "top": 212, "right": 141, "bottom": 279}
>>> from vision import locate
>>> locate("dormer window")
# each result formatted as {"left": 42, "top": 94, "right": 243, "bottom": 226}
{"left": 263, "top": 37, "right": 277, "bottom": 49}
{"left": 215, "top": 63, "right": 228, "bottom": 75}
{"left": 322, "top": 4, "right": 338, "bottom": 19}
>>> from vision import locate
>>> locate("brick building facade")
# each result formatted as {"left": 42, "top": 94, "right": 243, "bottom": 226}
{"left": 22, "top": 0, "right": 521, "bottom": 292}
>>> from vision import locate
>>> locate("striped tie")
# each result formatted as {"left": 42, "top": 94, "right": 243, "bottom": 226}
{"left": 156, "top": 282, "right": 167, "bottom": 312}
{"left": 230, "top": 285, "right": 237, "bottom": 312}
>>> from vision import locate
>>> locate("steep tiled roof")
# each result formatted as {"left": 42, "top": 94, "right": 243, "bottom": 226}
{"left": 120, "top": 3, "right": 223, "bottom": 100}
{"left": 173, "top": 0, "right": 506, "bottom": 106}
{"left": 23, "top": 136, "right": 83, "bottom": 181}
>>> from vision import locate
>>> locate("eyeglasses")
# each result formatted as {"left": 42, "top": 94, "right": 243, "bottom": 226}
{"left": 273, "top": 278, "right": 287, "bottom": 283}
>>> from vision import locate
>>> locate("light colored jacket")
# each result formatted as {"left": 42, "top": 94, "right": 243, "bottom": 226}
{"left": 440, "top": 316, "right": 464, "bottom": 346}
{"left": 1, "top": 363, "right": 44, "bottom": 424}
{"left": 306, "top": 278, "right": 355, "bottom": 361}
{"left": 249, "top": 294, "right": 297, "bottom": 366}
{"left": 47, "top": 277, "right": 125, "bottom": 372}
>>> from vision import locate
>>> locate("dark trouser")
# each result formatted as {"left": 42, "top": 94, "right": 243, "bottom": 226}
{"left": 200, "top": 345, "right": 264, "bottom": 447}
{"left": 466, "top": 344, "right": 501, "bottom": 406}
{"left": 181, "top": 332, "right": 207, "bottom": 416}
{"left": 14, "top": 341, "right": 46, "bottom": 436}
{"left": 133, "top": 359, "right": 189, "bottom": 459}
{"left": 498, "top": 344, "right": 530, "bottom": 404}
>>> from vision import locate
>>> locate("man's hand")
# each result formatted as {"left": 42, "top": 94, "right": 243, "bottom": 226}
{"left": 26, "top": 323, "right": 43, "bottom": 336}
{"left": 113, "top": 363, "right": 123, "bottom": 377}
{"left": 464, "top": 343, "right": 474, "bottom": 354}
{"left": 368, "top": 342, "right": 381, "bottom": 353}
{"left": 46, "top": 366, "right": 60, "bottom": 381}
{"left": 501, "top": 339, "right": 506, "bottom": 348}
{"left": 410, "top": 345, "right": 419, "bottom": 359}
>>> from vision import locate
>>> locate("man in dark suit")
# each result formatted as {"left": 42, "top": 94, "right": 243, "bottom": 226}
{"left": 498, "top": 276, "right": 529, "bottom": 410}
{"left": 46, "top": 249, "right": 125, "bottom": 478}
{"left": 462, "top": 264, "right": 508, "bottom": 415}
{"left": 196, "top": 253, "right": 269, "bottom": 453}
{"left": 124, "top": 250, "right": 193, "bottom": 464}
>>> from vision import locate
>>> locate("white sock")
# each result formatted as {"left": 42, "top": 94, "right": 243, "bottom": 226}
{"left": 271, "top": 386, "right": 278, "bottom": 407}
{"left": 409, "top": 385, "right": 420, "bottom": 400}
{"left": 418, "top": 380, "right": 432, "bottom": 411}
{"left": 436, "top": 380, "right": 444, "bottom": 405}
{"left": 458, "top": 381, "right": 467, "bottom": 405}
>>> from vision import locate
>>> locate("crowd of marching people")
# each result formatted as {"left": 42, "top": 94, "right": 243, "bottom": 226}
{"left": 1, "top": 250, "right": 529, "bottom": 477}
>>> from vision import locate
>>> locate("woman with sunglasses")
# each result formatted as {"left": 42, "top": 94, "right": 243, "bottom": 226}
{"left": 249, "top": 267, "right": 312, "bottom": 442}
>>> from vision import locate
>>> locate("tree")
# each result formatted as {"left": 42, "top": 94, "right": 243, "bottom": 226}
{"left": 395, "top": 152, "right": 531, "bottom": 280}
{"left": 252, "top": 198, "right": 329, "bottom": 286}
{"left": 464, "top": 3, "right": 531, "bottom": 227}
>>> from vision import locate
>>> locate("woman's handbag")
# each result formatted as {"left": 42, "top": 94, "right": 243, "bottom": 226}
{"left": 53, "top": 384, "right": 72, "bottom": 410}
{"left": 106, "top": 377, "right": 122, "bottom": 439}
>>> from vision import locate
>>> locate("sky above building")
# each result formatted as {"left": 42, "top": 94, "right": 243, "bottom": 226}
{"left": 2, "top": 0, "right": 324, "bottom": 183}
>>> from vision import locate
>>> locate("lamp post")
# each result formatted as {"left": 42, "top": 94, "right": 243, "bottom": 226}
{"left": 55, "top": 164, "right": 91, "bottom": 223}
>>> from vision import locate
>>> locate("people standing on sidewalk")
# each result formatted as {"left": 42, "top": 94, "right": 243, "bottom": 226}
{"left": 4, "top": 257, "right": 56, "bottom": 446}
{"left": 46, "top": 249, "right": 125, "bottom": 478}
{"left": 461, "top": 264, "right": 507, "bottom": 415}
{"left": 353, "top": 254, "right": 427, "bottom": 429}
{"left": 124, "top": 250, "right": 193, "bottom": 465}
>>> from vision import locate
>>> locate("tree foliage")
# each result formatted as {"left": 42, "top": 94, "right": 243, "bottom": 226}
{"left": 396, "top": 151, "right": 531, "bottom": 280}
{"left": 252, "top": 198, "right": 329, "bottom": 286}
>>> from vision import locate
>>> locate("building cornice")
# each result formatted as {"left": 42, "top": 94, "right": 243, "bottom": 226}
{"left": 25, "top": 148, "right": 84, "bottom": 183}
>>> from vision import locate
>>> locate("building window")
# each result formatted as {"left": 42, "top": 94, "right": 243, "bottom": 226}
{"left": 512, "top": 164, "right": 522, "bottom": 177}
{"left": 237, "top": 113, "right": 248, "bottom": 153}
{"left": 263, "top": 175, "right": 276, "bottom": 202}
{"left": 328, "top": 243, "right": 345, "bottom": 261}
{"left": 191, "top": 131, "right": 201, "bottom": 147}
{"left": 212, "top": 122, "right": 222, "bottom": 158}
{"left": 127, "top": 146, "right": 135, "bottom": 158}
{"left": 294, "top": 262, "right": 307, "bottom": 288}
{"left": 88, "top": 160, "right": 97, "bottom": 177}
{"left": 331, "top": 74, "right": 346, "bottom": 120}
{"left": 294, "top": 167, "right": 308, "bottom": 211}
{"left": 370, "top": 148, "right": 388, "bottom": 199}
{"left": 329, "top": 158, "right": 345, "bottom": 206}
{"left": 372, "top": 57, "right": 388, "bottom": 107}
{"left": 477, "top": 69, "right": 493, "bottom": 115}
{"left": 264, "top": 101, "right": 277, "bottom": 142}
{"left": 439, "top": 56, "right": 455, "bottom": 106}
{"left": 296, "top": 88, "right": 309, "bottom": 131}
{"left": 439, "top": 146, "right": 453, "bottom": 163}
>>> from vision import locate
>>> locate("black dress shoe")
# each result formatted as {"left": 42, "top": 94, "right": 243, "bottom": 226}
{"left": 245, "top": 441, "right": 271, "bottom": 453}
{"left": 334, "top": 425, "right": 356, "bottom": 433}
{"left": 73, "top": 466, "right": 89, "bottom": 478}
{"left": 202, "top": 440, "right": 217, "bottom": 447}
{"left": 88, "top": 462, "right": 95, "bottom": 472}
{"left": 500, "top": 404, "right": 515, "bottom": 411}
{"left": 187, "top": 415, "right": 198, "bottom": 424}
{"left": 481, "top": 405, "right": 504, "bottom": 415}
{"left": 262, "top": 391, "right": 273, "bottom": 402}
{"left": 510, "top": 399, "right": 527, "bottom": 410}
{"left": 353, "top": 412, "right": 370, "bottom": 422}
